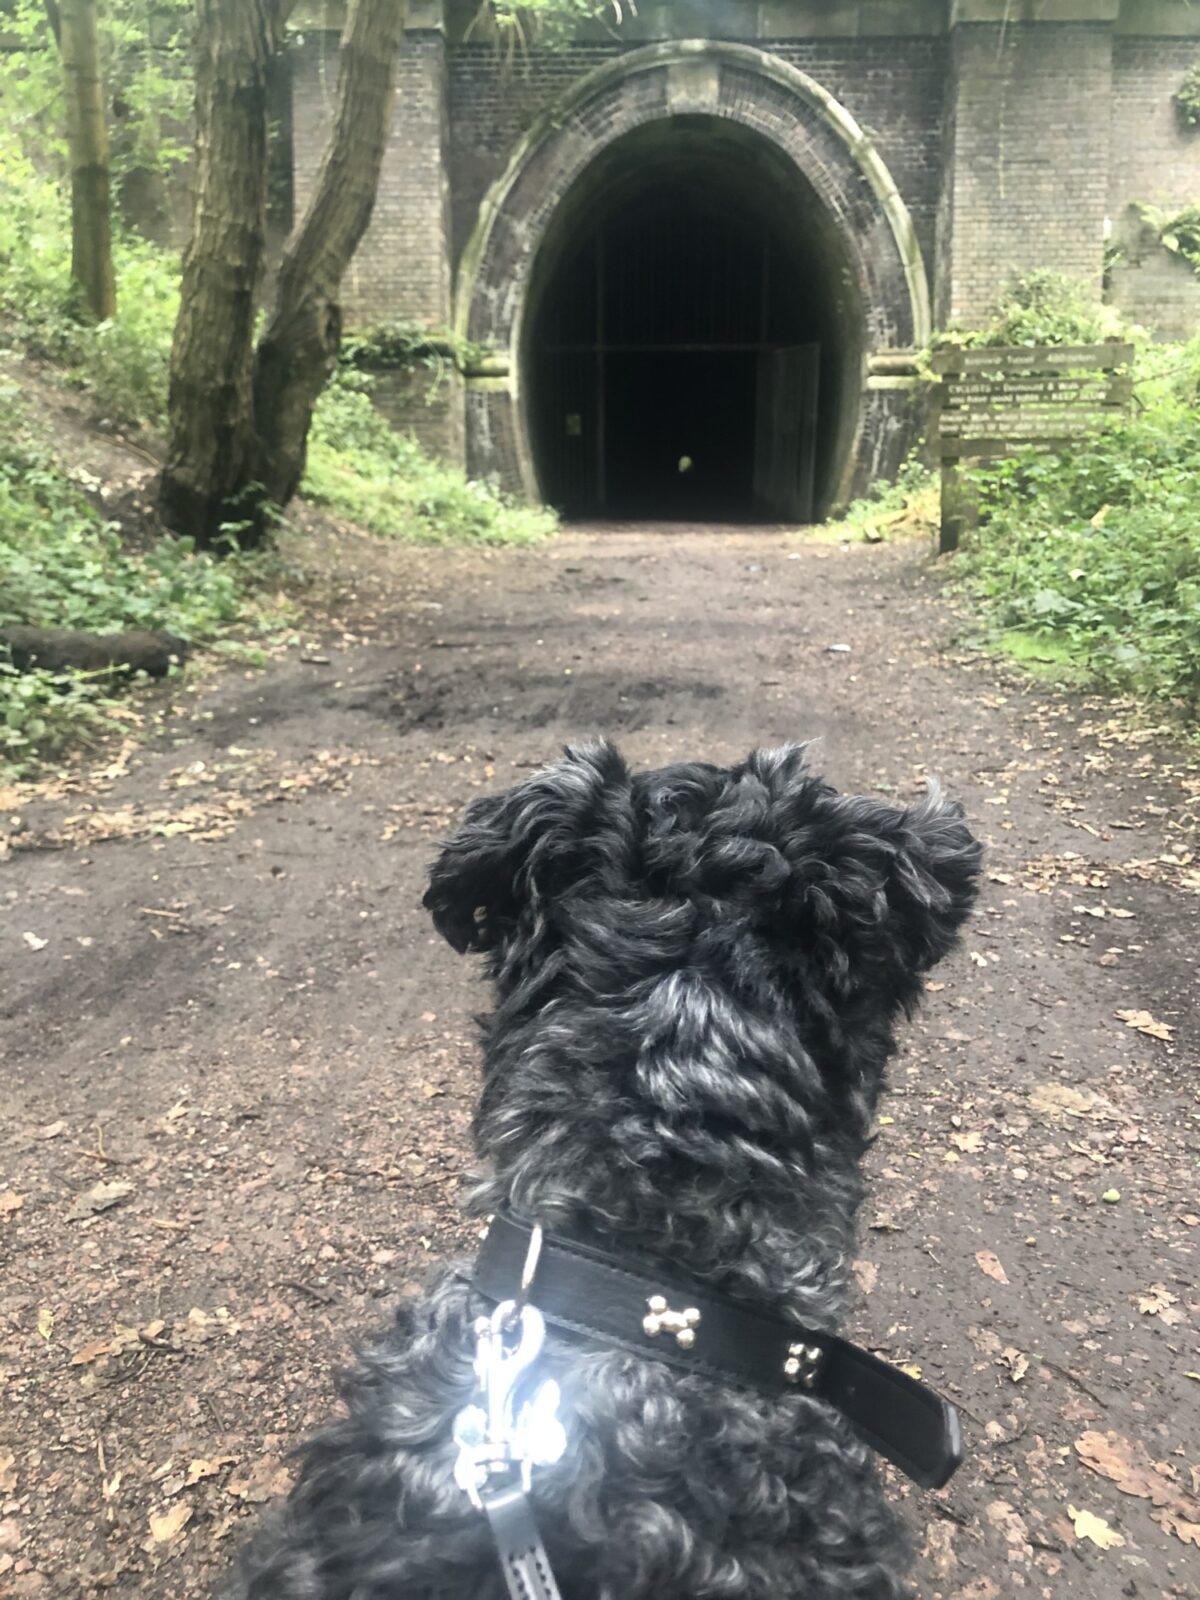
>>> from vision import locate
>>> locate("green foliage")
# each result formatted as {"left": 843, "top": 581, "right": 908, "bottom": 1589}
{"left": 834, "top": 459, "right": 937, "bottom": 543}
{"left": 1139, "top": 202, "right": 1200, "bottom": 276}
{"left": 467, "top": 0, "right": 635, "bottom": 55}
{"left": 0, "top": 0, "right": 193, "bottom": 181}
{"left": 953, "top": 270, "right": 1128, "bottom": 349}
{"left": 0, "top": 418, "right": 282, "bottom": 775}
{"left": 955, "top": 339, "right": 1200, "bottom": 715}
{"left": 0, "top": 133, "right": 179, "bottom": 424}
{"left": 340, "top": 320, "right": 489, "bottom": 408}
{"left": 304, "top": 375, "right": 556, "bottom": 547}
{"left": 1174, "top": 62, "right": 1200, "bottom": 130}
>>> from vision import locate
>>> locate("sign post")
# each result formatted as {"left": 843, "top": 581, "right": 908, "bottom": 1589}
{"left": 931, "top": 343, "right": 1134, "bottom": 554}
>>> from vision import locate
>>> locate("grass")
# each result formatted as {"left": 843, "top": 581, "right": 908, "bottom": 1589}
{"left": 304, "top": 377, "right": 556, "bottom": 547}
{"left": 826, "top": 460, "right": 939, "bottom": 544}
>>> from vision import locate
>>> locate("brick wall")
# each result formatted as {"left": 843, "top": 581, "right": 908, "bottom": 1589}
{"left": 942, "top": 23, "right": 1114, "bottom": 327}
{"left": 293, "top": 27, "right": 454, "bottom": 328}
{"left": 448, "top": 38, "right": 946, "bottom": 274}
{"left": 1107, "top": 38, "right": 1200, "bottom": 338}
{"left": 448, "top": 44, "right": 623, "bottom": 264}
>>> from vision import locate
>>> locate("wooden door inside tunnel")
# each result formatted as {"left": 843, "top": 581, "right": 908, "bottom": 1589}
{"left": 523, "top": 121, "right": 863, "bottom": 523}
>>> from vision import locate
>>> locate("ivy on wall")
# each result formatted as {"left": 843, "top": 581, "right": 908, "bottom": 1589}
{"left": 1139, "top": 203, "right": 1200, "bottom": 276}
{"left": 1173, "top": 62, "right": 1200, "bottom": 130}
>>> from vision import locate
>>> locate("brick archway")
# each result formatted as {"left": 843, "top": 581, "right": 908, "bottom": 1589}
{"left": 456, "top": 41, "right": 930, "bottom": 516}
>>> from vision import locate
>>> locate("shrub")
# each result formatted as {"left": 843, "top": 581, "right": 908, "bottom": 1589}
{"left": 944, "top": 270, "right": 1130, "bottom": 350}
{"left": 955, "top": 339, "right": 1200, "bottom": 714}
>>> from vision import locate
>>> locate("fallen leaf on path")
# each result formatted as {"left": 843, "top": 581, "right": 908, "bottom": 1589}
{"left": 186, "top": 1456, "right": 237, "bottom": 1487}
{"left": 1028, "top": 1083, "right": 1115, "bottom": 1121}
{"left": 21, "top": 931, "right": 47, "bottom": 951}
{"left": 175, "top": 1306, "right": 239, "bottom": 1346}
{"left": 70, "top": 1338, "right": 117, "bottom": 1367}
{"left": 0, "top": 1191, "right": 24, "bottom": 1221}
{"left": 35, "top": 1120, "right": 66, "bottom": 1140}
{"left": 1075, "top": 1432, "right": 1178, "bottom": 1506}
{"left": 1152, "top": 1509, "right": 1200, "bottom": 1546}
{"left": 1075, "top": 1432, "right": 1200, "bottom": 1548}
{"left": 1115, "top": 1008, "right": 1174, "bottom": 1042}
{"left": 852, "top": 1259, "right": 878, "bottom": 1295}
{"left": 1067, "top": 1505, "right": 1125, "bottom": 1549}
{"left": 1102, "top": 1188, "right": 1121, "bottom": 1204}
{"left": 66, "top": 1179, "right": 133, "bottom": 1221}
{"left": 227, "top": 1456, "right": 291, "bottom": 1504}
{"left": 951, "top": 1130, "right": 984, "bottom": 1153}
{"left": 975, "top": 1250, "right": 1009, "bottom": 1285}
{"left": 1000, "top": 1347, "right": 1029, "bottom": 1382}
{"left": 36, "top": 1307, "right": 54, "bottom": 1341}
{"left": 1135, "top": 1284, "right": 1185, "bottom": 1324}
{"left": 148, "top": 1502, "right": 192, "bottom": 1543}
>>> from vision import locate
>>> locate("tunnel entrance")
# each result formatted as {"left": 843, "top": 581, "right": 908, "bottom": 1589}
{"left": 522, "top": 120, "right": 864, "bottom": 523}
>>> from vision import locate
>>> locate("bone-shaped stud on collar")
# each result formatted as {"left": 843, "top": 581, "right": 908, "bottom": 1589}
{"left": 643, "top": 1295, "right": 702, "bottom": 1349}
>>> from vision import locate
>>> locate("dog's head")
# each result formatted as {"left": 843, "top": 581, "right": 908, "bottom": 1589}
{"left": 424, "top": 739, "right": 980, "bottom": 1010}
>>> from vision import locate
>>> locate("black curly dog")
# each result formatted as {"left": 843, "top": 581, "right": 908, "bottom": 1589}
{"left": 229, "top": 741, "right": 981, "bottom": 1600}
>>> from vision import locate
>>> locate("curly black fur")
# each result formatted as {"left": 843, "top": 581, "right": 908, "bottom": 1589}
{"left": 227, "top": 742, "right": 981, "bottom": 1600}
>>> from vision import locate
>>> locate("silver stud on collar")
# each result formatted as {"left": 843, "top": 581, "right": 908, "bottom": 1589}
{"left": 784, "top": 1342, "right": 823, "bottom": 1388}
{"left": 643, "top": 1295, "right": 702, "bottom": 1349}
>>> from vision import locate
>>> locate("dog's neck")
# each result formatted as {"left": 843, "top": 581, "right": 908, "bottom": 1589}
{"left": 470, "top": 971, "right": 880, "bottom": 1329}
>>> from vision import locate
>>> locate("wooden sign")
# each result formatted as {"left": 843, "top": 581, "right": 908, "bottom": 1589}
{"left": 933, "top": 343, "right": 1135, "bottom": 551}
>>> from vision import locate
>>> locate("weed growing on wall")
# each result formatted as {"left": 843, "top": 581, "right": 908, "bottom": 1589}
{"left": 1139, "top": 203, "right": 1200, "bottom": 276}
{"left": 949, "top": 270, "right": 1129, "bottom": 349}
{"left": 1174, "top": 61, "right": 1200, "bottom": 129}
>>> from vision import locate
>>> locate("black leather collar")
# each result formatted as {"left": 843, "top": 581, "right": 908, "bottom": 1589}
{"left": 474, "top": 1210, "right": 963, "bottom": 1491}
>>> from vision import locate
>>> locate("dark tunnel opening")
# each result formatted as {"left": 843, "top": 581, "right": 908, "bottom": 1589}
{"left": 521, "top": 118, "right": 865, "bottom": 523}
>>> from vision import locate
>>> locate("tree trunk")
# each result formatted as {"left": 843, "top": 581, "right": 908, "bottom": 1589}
{"left": 251, "top": 0, "right": 406, "bottom": 512}
{"left": 158, "top": 0, "right": 288, "bottom": 547}
{"left": 57, "top": 0, "right": 116, "bottom": 322}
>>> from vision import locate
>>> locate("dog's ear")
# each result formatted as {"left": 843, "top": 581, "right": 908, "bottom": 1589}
{"left": 809, "top": 787, "right": 983, "bottom": 978}
{"left": 423, "top": 740, "right": 631, "bottom": 954}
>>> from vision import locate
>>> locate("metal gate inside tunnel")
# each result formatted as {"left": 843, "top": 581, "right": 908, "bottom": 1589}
{"left": 522, "top": 120, "right": 863, "bottom": 524}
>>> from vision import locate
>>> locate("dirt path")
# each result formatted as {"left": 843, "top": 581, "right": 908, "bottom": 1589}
{"left": 1, "top": 529, "right": 1197, "bottom": 1598}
